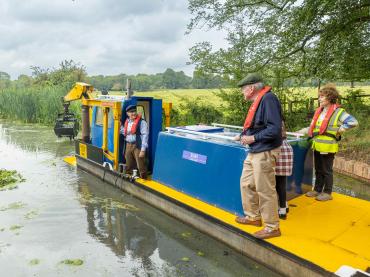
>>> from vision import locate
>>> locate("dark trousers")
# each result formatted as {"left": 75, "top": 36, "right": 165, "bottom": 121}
{"left": 125, "top": 143, "right": 147, "bottom": 179}
{"left": 275, "top": 176, "right": 287, "bottom": 208}
{"left": 314, "top": 151, "right": 335, "bottom": 194}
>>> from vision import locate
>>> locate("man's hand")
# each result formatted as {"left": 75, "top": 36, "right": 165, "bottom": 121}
{"left": 233, "top": 135, "right": 241, "bottom": 141}
{"left": 240, "top": 135, "right": 255, "bottom": 145}
{"left": 139, "top": 150, "right": 145, "bottom": 158}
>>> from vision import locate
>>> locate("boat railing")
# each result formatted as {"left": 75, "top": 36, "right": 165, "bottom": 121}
{"left": 166, "top": 127, "right": 238, "bottom": 142}
{"left": 211, "top": 123, "right": 305, "bottom": 138}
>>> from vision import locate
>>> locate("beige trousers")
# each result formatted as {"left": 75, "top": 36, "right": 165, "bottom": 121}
{"left": 240, "top": 147, "right": 280, "bottom": 229}
{"left": 125, "top": 143, "right": 147, "bottom": 179}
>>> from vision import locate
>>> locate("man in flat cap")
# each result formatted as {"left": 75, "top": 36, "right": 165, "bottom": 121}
{"left": 121, "top": 104, "right": 149, "bottom": 179}
{"left": 235, "top": 73, "right": 282, "bottom": 239}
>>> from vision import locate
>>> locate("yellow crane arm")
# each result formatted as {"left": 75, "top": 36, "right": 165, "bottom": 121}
{"left": 63, "top": 82, "right": 94, "bottom": 102}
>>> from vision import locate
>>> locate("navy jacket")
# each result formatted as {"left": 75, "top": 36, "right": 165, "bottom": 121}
{"left": 242, "top": 91, "right": 282, "bottom": 153}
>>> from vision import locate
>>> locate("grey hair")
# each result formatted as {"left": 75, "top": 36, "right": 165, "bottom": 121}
{"left": 253, "top": 82, "right": 264, "bottom": 91}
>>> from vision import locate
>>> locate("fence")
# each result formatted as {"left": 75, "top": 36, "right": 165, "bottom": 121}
{"left": 282, "top": 94, "right": 370, "bottom": 114}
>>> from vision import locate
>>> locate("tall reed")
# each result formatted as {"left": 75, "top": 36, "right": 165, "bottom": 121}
{"left": 0, "top": 86, "right": 81, "bottom": 125}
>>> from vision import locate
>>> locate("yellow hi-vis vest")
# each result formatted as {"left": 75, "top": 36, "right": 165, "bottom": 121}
{"left": 311, "top": 108, "right": 344, "bottom": 153}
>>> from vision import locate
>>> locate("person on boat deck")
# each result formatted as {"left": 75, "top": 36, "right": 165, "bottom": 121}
{"left": 120, "top": 104, "right": 149, "bottom": 179}
{"left": 234, "top": 73, "right": 282, "bottom": 240}
{"left": 275, "top": 120, "right": 293, "bottom": 220}
{"left": 297, "top": 84, "right": 358, "bottom": 201}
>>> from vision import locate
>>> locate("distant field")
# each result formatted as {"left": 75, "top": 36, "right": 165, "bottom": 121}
{"left": 110, "top": 86, "right": 370, "bottom": 108}
{"left": 113, "top": 89, "right": 227, "bottom": 107}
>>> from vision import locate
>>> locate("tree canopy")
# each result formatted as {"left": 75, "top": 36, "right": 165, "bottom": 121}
{"left": 188, "top": 0, "right": 370, "bottom": 84}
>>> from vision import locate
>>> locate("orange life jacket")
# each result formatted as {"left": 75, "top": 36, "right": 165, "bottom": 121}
{"left": 124, "top": 115, "right": 142, "bottom": 136}
{"left": 308, "top": 104, "right": 340, "bottom": 137}
{"left": 243, "top": 86, "right": 271, "bottom": 131}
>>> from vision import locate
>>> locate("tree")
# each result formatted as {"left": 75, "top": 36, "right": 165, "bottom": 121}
{"left": 188, "top": 0, "right": 370, "bottom": 83}
{"left": 15, "top": 74, "right": 33, "bottom": 89}
{"left": 162, "top": 68, "right": 178, "bottom": 89}
{"left": 0, "top": 71, "right": 10, "bottom": 81}
{"left": 0, "top": 71, "right": 11, "bottom": 89}
{"left": 31, "top": 60, "right": 87, "bottom": 87}
{"left": 187, "top": 0, "right": 370, "bottom": 127}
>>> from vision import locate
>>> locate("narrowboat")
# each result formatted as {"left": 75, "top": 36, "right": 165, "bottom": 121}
{"left": 60, "top": 83, "right": 370, "bottom": 277}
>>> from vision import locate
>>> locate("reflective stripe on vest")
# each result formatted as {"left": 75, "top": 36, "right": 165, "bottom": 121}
{"left": 312, "top": 108, "right": 344, "bottom": 153}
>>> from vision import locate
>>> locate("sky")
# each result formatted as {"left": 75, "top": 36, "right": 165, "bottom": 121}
{"left": 0, "top": 0, "right": 227, "bottom": 80}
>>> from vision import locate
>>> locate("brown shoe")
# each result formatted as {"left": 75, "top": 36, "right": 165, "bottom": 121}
{"left": 235, "top": 216, "right": 262, "bottom": 227}
{"left": 253, "top": 228, "right": 281, "bottom": 239}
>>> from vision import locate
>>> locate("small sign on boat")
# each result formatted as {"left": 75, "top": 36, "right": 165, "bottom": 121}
{"left": 182, "top": 150, "right": 207, "bottom": 164}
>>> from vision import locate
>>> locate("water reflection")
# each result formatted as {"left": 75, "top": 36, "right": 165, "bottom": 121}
{"left": 76, "top": 173, "right": 279, "bottom": 277}
{"left": 333, "top": 172, "right": 370, "bottom": 201}
{"left": 0, "top": 121, "right": 74, "bottom": 157}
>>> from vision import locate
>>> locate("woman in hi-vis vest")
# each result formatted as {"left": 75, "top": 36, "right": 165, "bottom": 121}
{"left": 298, "top": 84, "right": 358, "bottom": 201}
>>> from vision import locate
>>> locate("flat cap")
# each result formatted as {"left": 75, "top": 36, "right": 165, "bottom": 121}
{"left": 125, "top": 104, "right": 137, "bottom": 112}
{"left": 237, "top": 73, "right": 263, "bottom": 87}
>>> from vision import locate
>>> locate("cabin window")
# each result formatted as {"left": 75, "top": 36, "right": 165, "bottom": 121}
{"left": 137, "top": 105, "right": 145, "bottom": 120}
{"left": 95, "top": 107, "right": 113, "bottom": 127}
{"left": 95, "top": 107, "right": 103, "bottom": 126}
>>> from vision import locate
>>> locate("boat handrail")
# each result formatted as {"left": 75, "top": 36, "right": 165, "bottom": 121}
{"left": 212, "top": 123, "right": 243, "bottom": 129}
{"left": 211, "top": 123, "right": 305, "bottom": 138}
{"left": 166, "top": 127, "right": 237, "bottom": 142}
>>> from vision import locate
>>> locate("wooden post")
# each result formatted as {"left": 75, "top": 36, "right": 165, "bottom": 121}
{"left": 288, "top": 100, "right": 293, "bottom": 113}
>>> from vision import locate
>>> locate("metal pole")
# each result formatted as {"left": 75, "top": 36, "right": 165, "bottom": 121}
{"left": 212, "top": 123, "right": 243, "bottom": 130}
{"left": 81, "top": 105, "right": 90, "bottom": 142}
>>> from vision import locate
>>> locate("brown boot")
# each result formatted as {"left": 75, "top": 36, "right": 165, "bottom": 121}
{"left": 235, "top": 216, "right": 262, "bottom": 227}
{"left": 253, "top": 228, "right": 281, "bottom": 239}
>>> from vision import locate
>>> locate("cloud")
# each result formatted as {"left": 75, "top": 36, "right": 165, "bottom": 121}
{"left": 0, "top": 0, "right": 226, "bottom": 79}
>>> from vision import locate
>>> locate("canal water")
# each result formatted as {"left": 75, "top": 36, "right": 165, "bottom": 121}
{"left": 0, "top": 121, "right": 282, "bottom": 276}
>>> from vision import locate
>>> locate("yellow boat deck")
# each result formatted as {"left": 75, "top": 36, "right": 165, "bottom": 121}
{"left": 137, "top": 178, "right": 370, "bottom": 273}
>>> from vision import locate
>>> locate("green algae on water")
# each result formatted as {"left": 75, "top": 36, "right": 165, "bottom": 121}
{"left": 9, "top": 225, "right": 23, "bottom": 231}
{"left": 29, "top": 259, "right": 40, "bottom": 265}
{"left": 0, "top": 202, "right": 27, "bottom": 211}
{"left": 24, "top": 210, "right": 39, "bottom": 220}
{"left": 0, "top": 169, "right": 25, "bottom": 191}
{"left": 60, "top": 259, "right": 84, "bottom": 266}
{"left": 181, "top": 232, "right": 192, "bottom": 238}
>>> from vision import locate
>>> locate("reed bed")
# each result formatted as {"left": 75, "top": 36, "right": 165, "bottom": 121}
{"left": 0, "top": 86, "right": 81, "bottom": 125}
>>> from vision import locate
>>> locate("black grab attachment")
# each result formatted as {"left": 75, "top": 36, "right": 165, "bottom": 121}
{"left": 54, "top": 103, "right": 79, "bottom": 140}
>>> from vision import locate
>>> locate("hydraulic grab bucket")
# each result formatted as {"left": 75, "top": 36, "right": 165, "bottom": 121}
{"left": 54, "top": 103, "right": 79, "bottom": 139}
